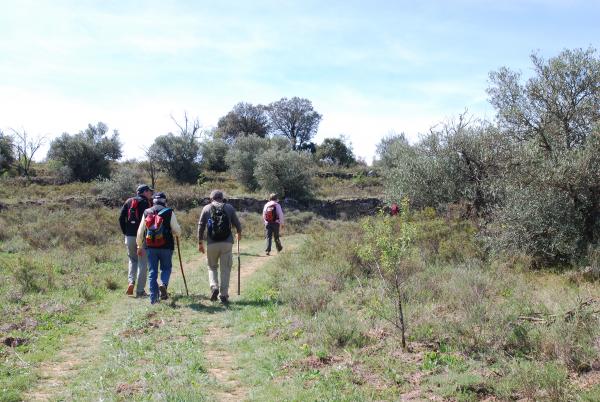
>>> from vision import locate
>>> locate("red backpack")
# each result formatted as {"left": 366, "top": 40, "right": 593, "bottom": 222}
{"left": 127, "top": 197, "right": 144, "bottom": 224}
{"left": 265, "top": 204, "right": 278, "bottom": 223}
{"left": 144, "top": 208, "right": 172, "bottom": 248}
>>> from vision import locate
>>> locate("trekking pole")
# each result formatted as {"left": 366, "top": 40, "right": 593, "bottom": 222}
{"left": 176, "top": 236, "right": 189, "bottom": 296}
{"left": 237, "top": 236, "right": 241, "bottom": 296}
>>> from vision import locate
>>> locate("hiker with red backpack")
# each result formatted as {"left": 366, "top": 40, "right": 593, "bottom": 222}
{"left": 197, "top": 190, "right": 242, "bottom": 304}
{"left": 119, "top": 184, "right": 153, "bottom": 297}
{"left": 136, "top": 192, "right": 182, "bottom": 304}
{"left": 263, "top": 193, "right": 284, "bottom": 256}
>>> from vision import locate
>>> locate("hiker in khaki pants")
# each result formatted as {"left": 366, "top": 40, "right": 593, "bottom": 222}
{"left": 197, "top": 190, "right": 242, "bottom": 304}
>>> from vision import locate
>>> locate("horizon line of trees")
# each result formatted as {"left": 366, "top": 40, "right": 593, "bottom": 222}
{"left": 1, "top": 96, "right": 357, "bottom": 198}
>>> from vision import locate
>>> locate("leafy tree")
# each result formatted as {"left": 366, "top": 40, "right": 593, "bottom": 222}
{"left": 200, "top": 137, "right": 229, "bottom": 172}
{"left": 316, "top": 137, "right": 356, "bottom": 167}
{"left": 487, "top": 47, "right": 600, "bottom": 263}
{"left": 150, "top": 114, "right": 202, "bottom": 184}
{"left": 0, "top": 130, "right": 15, "bottom": 174}
{"left": 225, "top": 135, "right": 270, "bottom": 190}
{"left": 255, "top": 148, "right": 314, "bottom": 200}
{"left": 216, "top": 102, "right": 269, "bottom": 142}
{"left": 48, "top": 122, "right": 120, "bottom": 182}
{"left": 266, "top": 97, "right": 322, "bottom": 150}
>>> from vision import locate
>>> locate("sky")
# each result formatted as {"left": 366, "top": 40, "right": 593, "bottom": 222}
{"left": 0, "top": 0, "right": 598, "bottom": 163}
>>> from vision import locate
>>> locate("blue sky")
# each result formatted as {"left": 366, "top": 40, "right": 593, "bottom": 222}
{"left": 0, "top": 0, "right": 598, "bottom": 162}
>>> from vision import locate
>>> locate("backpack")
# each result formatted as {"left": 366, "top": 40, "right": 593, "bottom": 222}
{"left": 127, "top": 196, "right": 144, "bottom": 224}
{"left": 265, "top": 204, "right": 278, "bottom": 223}
{"left": 208, "top": 204, "right": 231, "bottom": 241}
{"left": 144, "top": 208, "right": 172, "bottom": 248}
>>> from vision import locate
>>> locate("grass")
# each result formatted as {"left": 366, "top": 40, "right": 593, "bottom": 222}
{"left": 2, "top": 173, "right": 600, "bottom": 400}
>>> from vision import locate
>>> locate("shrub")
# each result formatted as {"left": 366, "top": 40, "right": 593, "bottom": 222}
{"left": 94, "top": 166, "right": 144, "bottom": 201}
{"left": 254, "top": 149, "right": 314, "bottom": 200}
{"left": 317, "top": 307, "right": 368, "bottom": 349}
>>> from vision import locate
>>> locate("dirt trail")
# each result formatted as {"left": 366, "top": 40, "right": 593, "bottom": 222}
{"left": 200, "top": 252, "right": 270, "bottom": 401}
{"left": 26, "top": 297, "right": 138, "bottom": 401}
{"left": 25, "top": 243, "right": 279, "bottom": 401}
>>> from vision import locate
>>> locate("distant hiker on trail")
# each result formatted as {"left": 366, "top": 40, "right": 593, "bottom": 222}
{"left": 263, "top": 193, "right": 284, "bottom": 256}
{"left": 197, "top": 190, "right": 242, "bottom": 304}
{"left": 390, "top": 202, "right": 400, "bottom": 216}
{"left": 136, "top": 192, "right": 182, "bottom": 304}
{"left": 119, "top": 184, "right": 153, "bottom": 297}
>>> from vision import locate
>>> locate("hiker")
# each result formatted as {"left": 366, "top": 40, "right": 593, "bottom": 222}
{"left": 119, "top": 184, "right": 153, "bottom": 297}
{"left": 390, "top": 203, "right": 399, "bottom": 216}
{"left": 136, "top": 192, "right": 182, "bottom": 304}
{"left": 197, "top": 190, "right": 242, "bottom": 304}
{"left": 263, "top": 193, "right": 284, "bottom": 256}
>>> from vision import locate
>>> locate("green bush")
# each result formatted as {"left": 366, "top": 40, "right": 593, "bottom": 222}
{"left": 254, "top": 149, "right": 314, "bottom": 200}
{"left": 200, "top": 137, "right": 229, "bottom": 172}
{"left": 150, "top": 132, "right": 202, "bottom": 184}
{"left": 94, "top": 165, "right": 144, "bottom": 201}
{"left": 225, "top": 134, "right": 270, "bottom": 190}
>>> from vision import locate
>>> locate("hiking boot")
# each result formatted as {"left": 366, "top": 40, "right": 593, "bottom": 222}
{"left": 136, "top": 291, "right": 148, "bottom": 298}
{"left": 126, "top": 283, "right": 134, "bottom": 296}
{"left": 210, "top": 287, "right": 219, "bottom": 302}
{"left": 265, "top": 251, "right": 270, "bottom": 256}
{"left": 219, "top": 295, "right": 229, "bottom": 305}
{"left": 159, "top": 285, "right": 168, "bottom": 300}
{"left": 276, "top": 246, "right": 283, "bottom": 253}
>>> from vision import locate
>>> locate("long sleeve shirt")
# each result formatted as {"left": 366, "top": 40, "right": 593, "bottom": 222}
{"left": 263, "top": 201, "right": 284, "bottom": 225}
{"left": 197, "top": 202, "right": 242, "bottom": 244}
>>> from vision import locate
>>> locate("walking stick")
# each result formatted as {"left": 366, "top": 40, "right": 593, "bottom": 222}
{"left": 237, "top": 236, "right": 241, "bottom": 295}
{"left": 176, "top": 236, "right": 189, "bottom": 296}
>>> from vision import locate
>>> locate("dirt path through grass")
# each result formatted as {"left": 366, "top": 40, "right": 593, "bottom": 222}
{"left": 24, "top": 239, "right": 286, "bottom": 401}
{"left": 26, "top": 294, "right": 139, "bottom": 401}
{"left": 200, "top": 251, "right": 270, "bottom": 401}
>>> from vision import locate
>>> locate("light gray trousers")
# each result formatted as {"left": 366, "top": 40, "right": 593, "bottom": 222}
{"left": 207, "top": 242, "right": 233, "bottom": 297}
{"left": 125, "top": 235, "right": 148, "bottom": 294}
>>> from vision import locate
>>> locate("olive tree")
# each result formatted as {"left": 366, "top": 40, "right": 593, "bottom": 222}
{"left": 225, "top": 134, "right": 270, "bottom": 191}
{"left": 255, "top": 149, "right": 314, "bottom": 200}
{"left": 487, "top": 47, "right": 600, "bottom": 263}
{"left": 48, "top": 122, "right": 120, "bottom": 182}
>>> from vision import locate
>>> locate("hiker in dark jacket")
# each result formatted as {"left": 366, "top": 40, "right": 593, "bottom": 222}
{"left": 197, "top": 190, "right": 242, "bottom": 304}
{"left": 136, "top": 192, "right": 182, "bottom": 304}
{"left": 119, "top": 184, "right": 153, "bottom": 297}
{"left": 262, "top": 193, "right": 284, "bottom": 256}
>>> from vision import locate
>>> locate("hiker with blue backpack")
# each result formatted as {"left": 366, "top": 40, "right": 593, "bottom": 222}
{"left": 119, "top": 184, "right": 154, "bottom": 297}
{"left": 197, "top": 190, "right": 242, "bottom": 304}
{"left": 263, "top": 193, "right": 284, "bottom": 256}
{"left": 136, "top": 192, "right": 182, "bottom": 304}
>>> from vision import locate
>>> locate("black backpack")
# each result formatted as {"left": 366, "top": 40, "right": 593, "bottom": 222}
{"left": 208, "top": 204, "right": 232, "bottom": 241}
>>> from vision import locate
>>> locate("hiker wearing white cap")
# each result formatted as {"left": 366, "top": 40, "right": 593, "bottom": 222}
{"left": 136, "top": 192, "right": 182, "bottom": 304}
{"left": 263, "top": 193, "right": 284, "bottom": 256}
